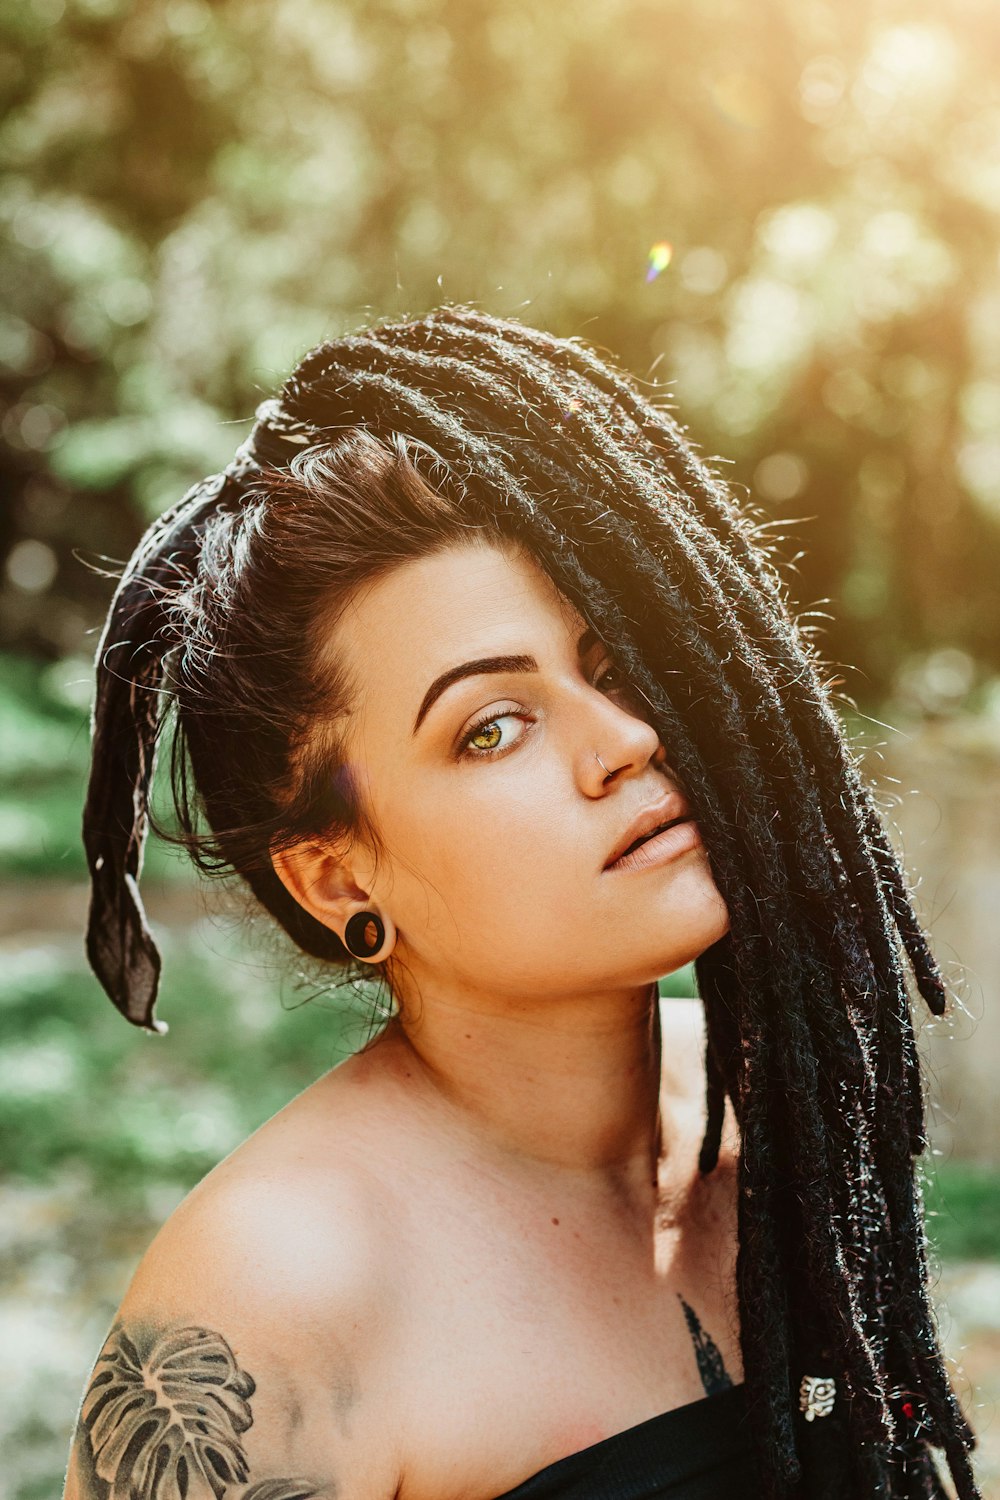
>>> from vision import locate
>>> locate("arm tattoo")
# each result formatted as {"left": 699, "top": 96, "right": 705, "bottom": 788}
{"left": 677, "top": 1294, "right": 734, "bottom": 1396}
{"left": 243, "top": 1487, "right": 322, "bottom": 1500}
{"left": 74, "top": 1320, "right": 327, "bottom": 1500}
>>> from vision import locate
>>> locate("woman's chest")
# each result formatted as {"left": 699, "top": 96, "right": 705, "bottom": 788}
{"left": 385, "top": 1154, "right": 742, "bottom": 1500}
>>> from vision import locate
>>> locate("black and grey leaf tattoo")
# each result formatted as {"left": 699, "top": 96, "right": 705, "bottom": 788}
{"left": 80, "top": 1322, "right": 257, "bottom": 1500}
{"left": 678, "top": 1294, "right": 734, "bottom": 1396}
{"left": 242, "top": 1482, "right": 322, "bottom": 1500}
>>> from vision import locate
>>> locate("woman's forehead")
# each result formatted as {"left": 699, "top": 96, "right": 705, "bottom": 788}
{"left": 335, "top": 540, "right": 582, "bottom": 670}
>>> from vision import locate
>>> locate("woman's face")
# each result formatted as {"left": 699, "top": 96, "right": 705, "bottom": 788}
{"left": 318, "top": 539, "right": 729, "bottom": 1000}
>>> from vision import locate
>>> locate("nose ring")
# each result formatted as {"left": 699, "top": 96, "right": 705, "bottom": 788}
{"left": 595, "top": 752, "right": 610, "bottom": 775}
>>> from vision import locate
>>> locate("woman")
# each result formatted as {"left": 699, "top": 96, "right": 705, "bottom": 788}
{"left": 67, "top": 308, "right": 978, "bottom": 1499}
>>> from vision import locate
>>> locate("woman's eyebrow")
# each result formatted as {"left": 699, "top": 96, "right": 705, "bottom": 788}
{"left": 412, "top": 626, "right": 598, "bottom": 735}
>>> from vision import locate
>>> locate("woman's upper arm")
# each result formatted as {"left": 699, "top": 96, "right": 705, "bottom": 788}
{"left": 62, "top": 1166, "right": 402, "bottom": 1500}
{"left": 63, "top": 1313, "right": 336, "bottom": 1500}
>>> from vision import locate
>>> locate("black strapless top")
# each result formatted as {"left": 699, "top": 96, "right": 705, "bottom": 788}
{"left": 489, "top": 1383, "right": 756, "bottom": 1499}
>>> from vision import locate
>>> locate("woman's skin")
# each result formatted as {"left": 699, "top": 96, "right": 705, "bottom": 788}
{"left": 64, "top": 540, "right": 742, "bottom": 1500}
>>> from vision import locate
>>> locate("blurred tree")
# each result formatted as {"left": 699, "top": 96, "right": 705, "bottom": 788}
{"left": 2, "top": 0, "right": 999, "bottom": 705}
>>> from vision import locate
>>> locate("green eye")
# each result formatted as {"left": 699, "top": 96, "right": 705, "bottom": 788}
{"left": 470, "top": 721, "right": 503, "bottom": 751}
{"left": 458, "top": 708, "right": 527, "bottom": 759}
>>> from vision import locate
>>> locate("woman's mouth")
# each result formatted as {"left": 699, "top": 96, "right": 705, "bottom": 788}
{"left": 604, "top": 817, "right": 702, "bottom": 872}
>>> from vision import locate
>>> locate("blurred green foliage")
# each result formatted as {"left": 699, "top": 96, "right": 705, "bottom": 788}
{"left": 0, "top": 649, "right": 188, "bottom": 877}
{"left": 0, "top": 916, "right": 382, "bottom": 1201}
{"left": 3, "top": 0, "right": 1000, "bottom": 709}
{"left": 4, "top": 13, "right": 1000, "bottom": 1484}
{"left": 0, "top": 653, "right": 92, "bottom": 877}
{"left": 923, "top": 1162, "right": 1000, "bottom": 1264}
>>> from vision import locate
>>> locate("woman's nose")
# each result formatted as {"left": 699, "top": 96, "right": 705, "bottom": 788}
{"left": 584, "top": 692, "right": 667, "bottom": 786}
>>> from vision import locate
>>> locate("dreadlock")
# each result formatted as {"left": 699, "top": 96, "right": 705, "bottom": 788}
{"left": 83, "top": 305, "right": 979, "bottom": 1499}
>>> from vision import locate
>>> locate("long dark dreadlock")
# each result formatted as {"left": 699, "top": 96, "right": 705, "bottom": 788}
{"left": 82, "top": 306, "right": 979, "bottom": 1499}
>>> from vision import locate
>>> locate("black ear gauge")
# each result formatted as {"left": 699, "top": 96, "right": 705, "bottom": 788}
{"left": 343, "top": 910, "right": 387, "bottom": 959}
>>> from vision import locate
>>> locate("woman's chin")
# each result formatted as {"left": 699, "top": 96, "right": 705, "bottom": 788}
{"left": 658, "top": 896, "right": 731, "bottom": 973}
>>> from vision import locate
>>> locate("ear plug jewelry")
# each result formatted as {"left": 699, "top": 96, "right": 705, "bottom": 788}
{"left": 344, "top": 910, "right": 386, "bottom": 959}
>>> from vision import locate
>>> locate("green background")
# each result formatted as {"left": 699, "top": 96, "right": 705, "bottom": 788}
{"left": 2, "top": 0, "right": 999, "bottom": 1494}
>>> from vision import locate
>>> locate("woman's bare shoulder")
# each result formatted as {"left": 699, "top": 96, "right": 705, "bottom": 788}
{"left": 122, "top": 1045, "right": 391, "bottom": 1296}
{"left": 64, "top": 1069, "right": 404, "bottom": 1500}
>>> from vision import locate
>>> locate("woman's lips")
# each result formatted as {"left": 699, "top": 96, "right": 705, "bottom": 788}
{"left": 603, "top": 818, "right": 702, "bottom": 872}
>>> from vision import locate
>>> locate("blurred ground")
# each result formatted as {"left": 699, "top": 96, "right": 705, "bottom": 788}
{"left": 936, "top": 1263, "right": 1000, "bottom": 1499}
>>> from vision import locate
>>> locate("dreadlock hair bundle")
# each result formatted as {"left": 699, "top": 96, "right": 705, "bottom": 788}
{"left": 83, "top": 306, "right": 979, "bottom": 1499}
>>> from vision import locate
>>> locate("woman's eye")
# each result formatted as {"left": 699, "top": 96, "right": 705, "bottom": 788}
{"left": 596, "top": 659, "right": 645, "bottom": 713}
{"left": 458, "top": 710, "right": 528, "bottom": 760}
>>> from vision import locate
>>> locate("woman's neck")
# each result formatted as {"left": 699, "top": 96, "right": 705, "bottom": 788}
{"left": 373, "top": 979, "right": 671, "bottom": 1210}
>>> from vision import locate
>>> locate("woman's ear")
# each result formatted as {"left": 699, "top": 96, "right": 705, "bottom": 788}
{"left": 269, "top": 839, "right": 370, "bottom": 935}
{"left": 270, "top": 836, "right": 398, "bottom": 964}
